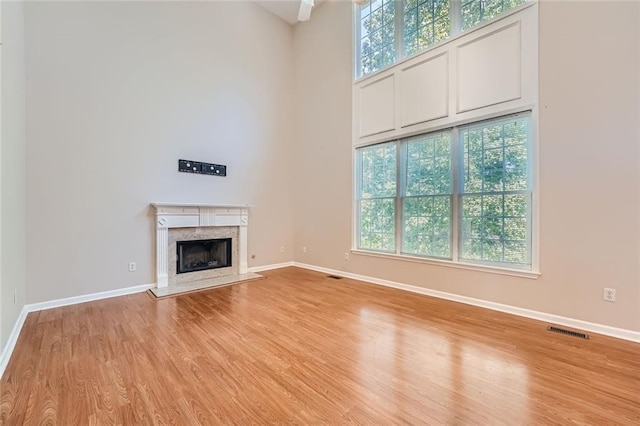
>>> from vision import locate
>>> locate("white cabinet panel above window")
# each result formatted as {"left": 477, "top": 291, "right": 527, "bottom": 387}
{"left": 353, "top": 3, "right": 537, "bottom": 147}
{"left": 457, "top": 22, "right": 522, "bottom": 113}
{"left": 358, "top": 74, "right": 396, "bottom": 138}
{"left": 399, "top": 53, "right": 449, "bottom": 128}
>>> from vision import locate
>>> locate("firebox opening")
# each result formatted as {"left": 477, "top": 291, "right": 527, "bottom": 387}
{"left": 177, "top": 238, "right": 232, "bottom": 274}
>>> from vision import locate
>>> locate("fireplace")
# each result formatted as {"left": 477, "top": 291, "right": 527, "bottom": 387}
{"left": 152, "top": 203, "right": 250, "bottom": 288}
{"left": 150, "top": 203, "right": 258, "bottom": 297}
{"left": 177, "top": 238, "right": 232, "bottom": 274}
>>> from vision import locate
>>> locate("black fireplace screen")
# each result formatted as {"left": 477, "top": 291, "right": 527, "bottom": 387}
{"left": 177, "top": 238, "right": 232, "bottom": 274}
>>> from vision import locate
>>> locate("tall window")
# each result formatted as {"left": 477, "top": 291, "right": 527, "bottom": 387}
{"left": 459, "top": 116, "right": 531, "bottom": 266}
{"left": 402, "top": 132, "right": 452, "bottom": 258}
{"left": 357, "top": 142, "right": 397, "bottom": 251}
{"left": 356, "top": 0, "right": 527, "bottom": 77}
{"left": 356, "top": 113, "right": 533, "bottom": 270}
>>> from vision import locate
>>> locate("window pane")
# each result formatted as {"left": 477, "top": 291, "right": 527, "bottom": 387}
{"left": 405, "top": 132, "right": 452, "bottom": 196}
{"left": 462, "top": 117, "right": 530, "bottom": 194}
{"left": 402, "top": 131, "right": 452, "bottom": 258}
{"left": 360, "top": 142, "right": 396, "bottom": 198}
{"left": 358, "top": 141, "right": 397, "bottom": 252}
{"left": 462, "top": 0, "right": 526, "bottom": 31}
{"left": 459, "top": 115, "right": 531, "bottom": 267}
{"left": 403, "top": 0, "right": 450, "bottom": 57}
{"left": 359, "top": 0, "right": 396, "bottom": 76}
{"left": 460, "top": 192, "right": 531, "bottom": 265}
{"left": 359, "top": 198, "right": 396, "bottom": 251}
{"left": 461, "top": 0, "right": 482, "bottom": 30}
{"left": 403, "top": 196, "right": 451, "bottom": 258}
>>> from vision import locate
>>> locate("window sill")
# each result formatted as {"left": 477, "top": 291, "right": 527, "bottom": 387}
{"left": 350, "top": 249, "right": 541, "bottom": 280}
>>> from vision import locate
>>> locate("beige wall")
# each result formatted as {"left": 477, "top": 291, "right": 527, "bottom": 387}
{"left": 293, "top": 1, "right": 640, "bottom": 331}
{"left": 24, "top": 1, "right": 295, "bottom": 303}
{"left": 292, "top": 0, "right": 354, "bottom": 267}
{"left": 1, "top": 0, "right": 28, "bottom": 348}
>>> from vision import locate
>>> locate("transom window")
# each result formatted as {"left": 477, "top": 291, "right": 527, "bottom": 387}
{"left": 357, "top": 0, "right": 527, "bottom": 77}
{"left": 356, "top": 113, "right": 533, "bottom": 270}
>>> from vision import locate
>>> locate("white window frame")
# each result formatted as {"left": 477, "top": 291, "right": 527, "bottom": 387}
{"left": 353, "top": 111, "right": 539, "bottom": 278}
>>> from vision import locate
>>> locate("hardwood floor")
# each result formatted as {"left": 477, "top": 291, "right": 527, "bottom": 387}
{"left": 1, "top": 267, "right": 639, "bottom": 424}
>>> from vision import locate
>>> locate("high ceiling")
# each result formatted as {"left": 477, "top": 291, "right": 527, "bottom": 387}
{"left": 257, "top": 0, "right": 327, "bottom": 26}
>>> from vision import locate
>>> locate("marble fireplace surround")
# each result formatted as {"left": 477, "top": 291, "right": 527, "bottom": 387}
{"left": 151, "top": 203, "right": 250, "bottom": 289}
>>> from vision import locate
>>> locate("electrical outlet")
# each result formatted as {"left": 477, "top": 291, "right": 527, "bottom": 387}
{"left": 303, "top": 246, "right": 307, "bottom": 253}
{"left": 129, "top": 262, "right": 136, "bottom": 272}
{"left": 344, "top": 252, "right": 349, "bottom": 260}
{"left": 280, "top": 246, "right": 285, "bottom": 254}
{"left": 603, "top": 288, "right": 616, "bottom": 302}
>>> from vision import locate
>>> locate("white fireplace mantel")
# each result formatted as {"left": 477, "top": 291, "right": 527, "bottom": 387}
{"left": 151, "top": 203, "right": 251, "bottom": 288}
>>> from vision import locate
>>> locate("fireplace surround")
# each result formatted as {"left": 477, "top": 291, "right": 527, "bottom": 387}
{"left": 151, "top": 203, "right": 250, "bottom": 289}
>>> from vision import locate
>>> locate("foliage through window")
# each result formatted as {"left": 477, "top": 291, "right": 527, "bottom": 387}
{"left": 461, "top": 0, "right": 527, "bottom": 30}
{"left": 357, "top": 0, "right": 527, "bottom": 77}
{"left": 403, "top": 0, "right": 450, "bottom": 57}
{"left": 360, "top": 0, "right": 397, "bottom": 77}
{"left": 358, "top": 142, "right": 397, "bottom": 251}
{"left": 356, "top": 113, "right": 532, "bottom": 270}
{"left": 403, "top": 132, "right": 452, "bottom": 258}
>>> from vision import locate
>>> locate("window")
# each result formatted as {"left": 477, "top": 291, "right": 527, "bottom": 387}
{"left": 356, "top": 0, "right": 527, "bottom": 77}
{"left": 459, "top": 116, "right": 531, "bottom": 267}
{"left": 359, "top": 0, "right": 397, "bottom": 76}
{"left": 403, "top": 132, "right": 452, "bottom": 258}
{"left": 357, "top": 142, "right": 397, "bottom": 251}
{"left": 356, "top": 113, "right": 533, "bottom": 270}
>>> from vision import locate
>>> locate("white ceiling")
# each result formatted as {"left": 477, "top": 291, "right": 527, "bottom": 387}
{"left": 257, "top": 0, "right": 326, "bottom": 26}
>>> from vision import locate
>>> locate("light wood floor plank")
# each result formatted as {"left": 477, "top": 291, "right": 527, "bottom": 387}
{"left": 1, "top": 267, "right": 639, "bottom": 424}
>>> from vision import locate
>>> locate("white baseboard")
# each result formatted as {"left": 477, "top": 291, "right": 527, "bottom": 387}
{"left": 0, "top": 282, "right": 154, "bottom": 379}
{"left": 249, "top": 261, "right": 295, "bottom": 273}
{"left": 26, "top": 283, "right": 155, "bottom": 312}
{"left": 0, "top": 306, "right": 29, "bottom": 378}
{"left": 293, "top": 262, "right": 640, "bottom": 343}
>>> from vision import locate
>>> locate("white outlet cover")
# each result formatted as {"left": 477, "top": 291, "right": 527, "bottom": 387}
{"left": 603, "top": 288, "right": 616, "bottom": 302}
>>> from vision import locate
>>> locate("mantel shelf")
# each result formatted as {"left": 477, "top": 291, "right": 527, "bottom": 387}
{"left": 152, "top": 203, "right": 253, "bottom": 209}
